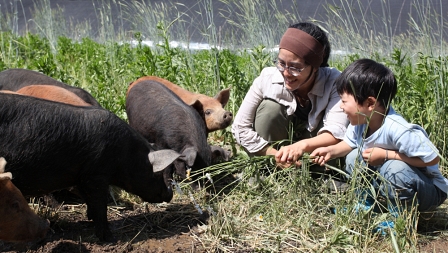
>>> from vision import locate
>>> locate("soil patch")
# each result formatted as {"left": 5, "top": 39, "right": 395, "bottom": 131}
{"left": 0, "top": 192, "right": 208, "bottom": 253}
{"left": 2, "top": 192, "right": 448, "bottom": 252}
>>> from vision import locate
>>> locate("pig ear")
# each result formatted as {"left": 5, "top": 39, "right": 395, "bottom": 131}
{"left": 0, "top": 172, "right": 12, "bottom": 180}
{"left": 0, "top": 157, "right": 12, "bottom": 180}
{"left": 210, "top": 145, "right": 231, "bottom": 162}
{"left": 214, "top": 87, "right": 230, "bottom": 107}
{"left": 182, "top": 147, "right": 197, "bottom": 167}
{"left": 0, "top": 157, "right": 7, "bottom": 173}
{"left": 189, "top": 100, "right": 204, "bottom": 118}
{"left": 149, "top": 150, "right": 181, "bottom": 172}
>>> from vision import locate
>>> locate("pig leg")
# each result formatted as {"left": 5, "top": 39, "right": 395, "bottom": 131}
{"left": 77, "top": 179, "right": 115, "bottom": 242}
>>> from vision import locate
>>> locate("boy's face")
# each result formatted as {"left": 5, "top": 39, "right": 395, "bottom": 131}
{"left": 339, "top": 92, "right": 370, "bottom": 125}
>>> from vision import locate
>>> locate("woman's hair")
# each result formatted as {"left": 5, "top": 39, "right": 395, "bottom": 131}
{"left": 289, "top": 22, "right": 330, "bottom": 67}
{"left": 335, "top": 58, "right": 397, "bottom": 107}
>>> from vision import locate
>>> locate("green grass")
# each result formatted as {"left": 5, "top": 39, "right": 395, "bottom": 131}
{"left": 183, "top": 156, "right": 427, "bottom": 252}
{"left": 0, "top": 0, "right": 447, "bottom": 251}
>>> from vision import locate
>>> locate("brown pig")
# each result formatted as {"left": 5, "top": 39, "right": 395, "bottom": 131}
{"left": 130, "top": 76, "right": 233, "bottom": 133}
{"left": 10, "top": 84, "right": 90, "bottom": 106}
{"left": 0, "top": 157, "right": 50, "bottom": 242}
{"left": 0, "top": 68, "right": 101, "bottom": 107}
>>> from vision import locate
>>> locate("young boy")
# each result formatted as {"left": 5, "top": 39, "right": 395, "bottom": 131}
{"left": 311, "top": 58, "right": 447, "bottom": 212}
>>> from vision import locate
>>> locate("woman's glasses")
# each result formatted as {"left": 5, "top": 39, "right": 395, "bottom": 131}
{"left": 274, "top": 60, "right": 308, "bottom": 76}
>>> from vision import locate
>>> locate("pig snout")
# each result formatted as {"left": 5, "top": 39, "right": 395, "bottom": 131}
{"left": 15, "top": 203, "right": 50, "bottom": 242}
{"left": 28, "top": 218, "right": 50, "bottom": 242}
{"left": 163, "top": 164, "right": 175, "bottom": 193}
{"left": 206, "top": 110, "right": 233, "bottom": 132}
{"left": 0, "top": 159, "right": 50, "bottom": 243}
{"left": 1, "top": 207, "right": 50, "bottom": 243}
{"left": 223, "top": 110, "right": 233, "bottom": 125}
{"left": 217, "top": 110, "right": 233, "bottom": 130}
{"left": 38, "top": 218, "right": 51, "bottom": 239}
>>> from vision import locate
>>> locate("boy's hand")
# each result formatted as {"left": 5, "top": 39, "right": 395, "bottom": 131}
{"left": 310, "top": 148, "right": 332, "bottom": 166}
{"left": 362, "top": 148, "right": 386, "bottom": 166}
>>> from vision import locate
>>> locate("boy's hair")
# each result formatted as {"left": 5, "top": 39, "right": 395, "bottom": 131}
{"left": 335, "top": 58, "right": 397, "bottom": 107}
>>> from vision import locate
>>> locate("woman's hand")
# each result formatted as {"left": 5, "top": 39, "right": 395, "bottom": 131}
{"left": 276, "top": 160, "right": 300, "bottom": 169}
{"left": 254, "top": 146, "right": 278, "bottom": 156}
{"left": 275, "top": 142, "right": 306, "bottom": 166}
{"left": 255, "top": 146, "right": 298, "bottom": 169}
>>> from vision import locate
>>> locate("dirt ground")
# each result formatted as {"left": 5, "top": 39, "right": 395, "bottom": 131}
{"left": 417, "top": 214, "right": 448, "bottom": 253}
{"left": 0, "top": 192, "right": 209, "bottom": 253}
{"left": 2, "top": 193, "right": 448, "bottom": 252}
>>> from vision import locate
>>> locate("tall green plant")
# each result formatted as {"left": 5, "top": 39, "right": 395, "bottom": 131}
{"left": 325, "top": 0, "right": 447, "bottom": 57}
{"left": 218, "top": 0, "right": 295, "bottom": 48}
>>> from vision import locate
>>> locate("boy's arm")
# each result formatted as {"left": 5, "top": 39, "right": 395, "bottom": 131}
{"left": 310, "top": 141, "right": 353, "bottom": 166}
{"left": 363, "top": 148, "right": 440, "bottom": 167}
{"left": 386, "top": 150, "right": 440, "bottom": 167}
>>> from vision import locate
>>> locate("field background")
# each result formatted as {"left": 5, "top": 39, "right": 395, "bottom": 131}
{"left": 0, "top": 0, "right": 447, "bottom": 252}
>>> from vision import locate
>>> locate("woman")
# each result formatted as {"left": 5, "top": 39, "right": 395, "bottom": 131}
{"left": 231, "top": 22, "right": 349, "bottom": 168}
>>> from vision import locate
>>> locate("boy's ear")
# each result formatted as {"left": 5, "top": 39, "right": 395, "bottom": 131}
{"left": 366, "top": 97, "right": 377, "bottom": 108}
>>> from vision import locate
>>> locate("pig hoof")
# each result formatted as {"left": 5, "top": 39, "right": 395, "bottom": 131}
{"left": 100, "top": 234, "right": 117, "bottom": 243}
{"left": 105, "top": 236, "right": 117, "bottom": 243}
{"left": 96, "top": 229, "right": 117, "bottom": 243}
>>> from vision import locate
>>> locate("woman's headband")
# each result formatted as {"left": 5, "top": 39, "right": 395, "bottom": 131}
{"left": 279, "top": 28, "right": 324, "bottom": 69}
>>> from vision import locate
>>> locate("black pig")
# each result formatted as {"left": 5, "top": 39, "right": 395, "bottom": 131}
{"left": 0, "top": 68, "right": 101, "bottom": 107}
{"left": 0, "top": 93, "right": 185, "bottom": 242}
{"left": 126, "top": 79, "right": 228, "bottom": 178}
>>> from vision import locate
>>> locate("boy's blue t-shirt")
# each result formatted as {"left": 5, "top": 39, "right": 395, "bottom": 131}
{"left": 343, "top": 106, "right": 448, "bottom": 193}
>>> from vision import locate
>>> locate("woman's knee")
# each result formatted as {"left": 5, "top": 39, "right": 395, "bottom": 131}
{"left": 255, "top": 99, "right": 287, "bottom": 122}
{"left": 254, "top": 99, "right": 290, "bottom": 142}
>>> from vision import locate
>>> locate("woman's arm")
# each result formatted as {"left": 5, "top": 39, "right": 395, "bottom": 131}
{"left": 231, "top": 72, "right": 269, "bottom": 154}
{"left": 255, "top": 145, "right": 278, "bottom": 156}
{"left": 316, "top": 68, "right": 349, "bottom": 140}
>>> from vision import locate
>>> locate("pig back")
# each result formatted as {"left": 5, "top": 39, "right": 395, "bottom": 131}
{"left": 0, "top": 68, "right": 101, "bottom": 107}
